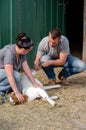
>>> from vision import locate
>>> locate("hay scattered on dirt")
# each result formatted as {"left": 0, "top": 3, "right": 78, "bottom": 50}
{"left": 0, "top": 68, "right": 86, "bottom": 130}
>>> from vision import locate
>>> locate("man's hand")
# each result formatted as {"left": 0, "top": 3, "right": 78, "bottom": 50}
{"left": 15, "top": 92, "right": 25, "bottom": 103}
{"left": 34, "top": 64, "right": 41, "bottom": 70}
{"left": 33, "top": 82, "right": 43, "bottom": 88}
{"left": 40, "top": 60, "right": 51, "bottom": 67}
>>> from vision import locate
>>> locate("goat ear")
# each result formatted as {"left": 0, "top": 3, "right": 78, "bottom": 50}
{"left": 11, "top": 95, "right": 20, "bottom": 104}
{"left": 9, "top": 96, "right": 16, "bottom": 105}
{"left": 9, "top": 95, "right": 18, "bottom": 105}
{"left": 23, "top": 95, "right": 28, "bottom": 102}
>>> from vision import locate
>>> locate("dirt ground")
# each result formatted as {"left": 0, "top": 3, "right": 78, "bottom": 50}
{"left": 0, "top": 67, "right": 86, "bottom": 130}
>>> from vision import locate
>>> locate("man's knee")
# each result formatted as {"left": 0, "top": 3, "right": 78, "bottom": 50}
{"left": 77, "top": 61, "right": 86, "bottom": 72}
{"left": 40, "top": 55, "right": 52, "bottom": 63}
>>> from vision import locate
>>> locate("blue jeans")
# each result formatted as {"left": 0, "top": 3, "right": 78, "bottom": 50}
{"left": 0, "top": 69, "right": 22, "bottom": 93}
{"left": 40, "top": 55, "right": 86, "bottom": 79}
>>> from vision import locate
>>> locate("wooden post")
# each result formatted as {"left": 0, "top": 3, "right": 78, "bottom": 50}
{"left": 82, "top": 0, "right": 86, "bottom": 62}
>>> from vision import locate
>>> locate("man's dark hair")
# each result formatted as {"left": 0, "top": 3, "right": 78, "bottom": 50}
{"left": 50, "top": 28, "right": 61, "bottom": 39}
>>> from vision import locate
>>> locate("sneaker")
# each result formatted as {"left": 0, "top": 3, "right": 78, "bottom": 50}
{"left": 0, "top": 92, "right": 5, "bottom": 105}
{"left": 0, "top": 91, "right": 5, "bottom": 96}
{"left": 58, "top": 70, "right": 65, "bottom": 80}
{"left": 44, "top": 78, "right": 58, "bottom": 86}
{"left": 58, "top": 70, "right": 69, "bottom": 85}
{"left": 60, "top": 78, "right": 69, "bottom": 85}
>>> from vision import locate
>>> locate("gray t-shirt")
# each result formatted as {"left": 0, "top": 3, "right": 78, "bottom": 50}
{"left": 0, "top": 44, "right": 26, "bottom": 71}
{"left": 37, "top": 35, "right": 70, "bottom": 59}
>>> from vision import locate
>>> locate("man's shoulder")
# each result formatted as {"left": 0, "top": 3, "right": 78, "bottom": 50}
{"left": 39, "top": 36, "right": 48, "bottom": 46}
{"left": 41, "top": 36, "right": 48, "bottom": 42}
{"left": 61, "top": 35, "right": 67, "bottom": 40}
{"left": 60, "top": 35, "right": 69, "bottom": 43}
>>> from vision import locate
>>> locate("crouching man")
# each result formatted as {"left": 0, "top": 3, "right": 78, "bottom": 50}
{"left": 34, "top": 28, "right": 86, "bottom": 85}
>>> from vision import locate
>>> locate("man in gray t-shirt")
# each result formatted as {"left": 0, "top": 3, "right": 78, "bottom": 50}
{"left": 34, "top": 28, "right": 86, "bottom": 85}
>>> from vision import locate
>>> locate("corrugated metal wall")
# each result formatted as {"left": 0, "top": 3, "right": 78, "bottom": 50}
{"left": 0, "top": 0, "right": 66, "bottom": 67}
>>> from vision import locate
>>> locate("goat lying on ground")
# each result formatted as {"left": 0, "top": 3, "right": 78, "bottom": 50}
{"left": 10, "top": 75, "right": 61, "bottom": 106}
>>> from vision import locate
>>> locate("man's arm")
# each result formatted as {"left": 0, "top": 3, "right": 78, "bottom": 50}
{"left": 34, "top": 54, "right": 41, "bottom": 70}
{"left": 4, "top": 64, "right": 24, "bottom": 103}
{"left": 34, "top": 37, "right": 47, "bottom": 70}
{"left": 22, "top": 61, "right": 43, "bottom": 88}
{"left": 41, "top": 53, "right": 68, "bottom": 67}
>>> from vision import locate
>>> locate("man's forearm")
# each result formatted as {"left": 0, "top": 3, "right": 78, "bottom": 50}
{"left": 34, "top": 54, "right": 41, "bottom": 65}
{"left": 7, "top": 75, "right": 20, "bottom": 94}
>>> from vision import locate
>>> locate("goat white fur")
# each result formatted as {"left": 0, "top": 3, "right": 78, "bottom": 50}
{"left": 20, "top": 75, "right": 61, "bottom": 106}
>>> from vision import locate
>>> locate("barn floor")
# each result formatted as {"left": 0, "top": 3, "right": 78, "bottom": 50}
{"left": 0, "top": 66, "right": 86, "bottom": 130}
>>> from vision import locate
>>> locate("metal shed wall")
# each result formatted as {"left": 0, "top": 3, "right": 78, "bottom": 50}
{"left": 0, "top": 0, "right": 66, "bottom": 67}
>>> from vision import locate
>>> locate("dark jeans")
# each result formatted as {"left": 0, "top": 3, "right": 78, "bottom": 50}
{"left": 40, "top": 55, "right": 86, "bottom": 79}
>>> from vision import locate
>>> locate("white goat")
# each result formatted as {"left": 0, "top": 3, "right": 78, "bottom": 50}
{"left": 20, "top": 75, "right": 61, "bottom": 106}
